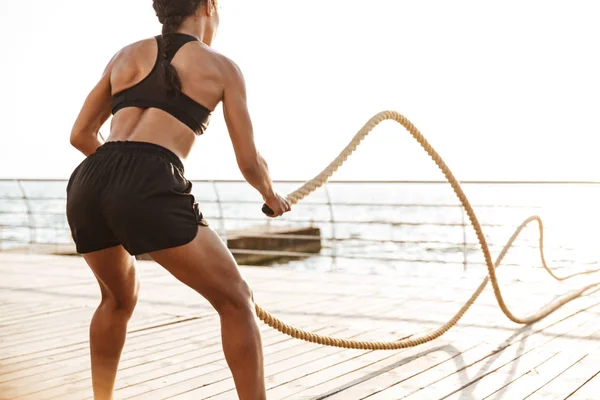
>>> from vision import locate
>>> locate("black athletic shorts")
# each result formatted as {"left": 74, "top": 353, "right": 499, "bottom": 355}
{"left": 66, "top": 141, "right": 209, "bottom": 255}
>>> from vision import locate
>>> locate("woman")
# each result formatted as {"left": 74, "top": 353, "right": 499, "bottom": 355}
{"left": 66, "top": 1, "right": 290, "bottom": 399}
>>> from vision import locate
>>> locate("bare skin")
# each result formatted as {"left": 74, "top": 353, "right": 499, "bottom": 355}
{"left": 82, "top": 246, "right": 138, "bottom": 399}
{"left": 69, "top": 2, "right": 290, "bottom": 399}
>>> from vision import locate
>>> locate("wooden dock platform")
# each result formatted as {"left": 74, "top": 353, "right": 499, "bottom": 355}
{"left": 7, "top": 225, "right": 322, "bottom": 267}
{"left": 1, "top": 253, "right": 600, "bottom": 399}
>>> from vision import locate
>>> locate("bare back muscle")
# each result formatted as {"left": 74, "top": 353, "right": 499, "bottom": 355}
{"left": 104, "top": 38, "right": 228, "bottom": 158}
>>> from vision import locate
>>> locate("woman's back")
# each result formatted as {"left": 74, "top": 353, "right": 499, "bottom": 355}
{"left": 107, "top": 34, "right": 230, "bottom": 158}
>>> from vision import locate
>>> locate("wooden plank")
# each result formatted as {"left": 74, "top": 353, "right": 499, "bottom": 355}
{"left": 395, "top": 306, "right": 600, "bottom": 400}
{"left": 169, "top": 285, "right": 473, "bottom": 399}
{"left": 0, "top": 313, "right": 182, "bottom": 368}
{"left": 272, "top": 294, "right": 600, "bottom": 399}
{"left": 71, "top": 327, "right": 349, "bottom": 400}
{"left": 51, "top": 328, "right": 370, "bottom": 399}
{"left": 2, "top": 316, "right": 221, "bottom": 398}
{"left": 438, "top": 325, "right": 600, "bottom": 400}
{"left": 355, "top": 341, "right": 502, "bottom": 400}
{"left": 483, "top": 346, "right": 600, "bottom": 399}
{"left": 0, "top": 303, "right": 77, "bottom": 324}
{"left": 0, "top": 282, "right": 354, "bottom": 376}
{"left": 568, "top": 369, "right": 600, "bottom": 400}
{"left": 262, "top": 288, "right": 518, "bottom": 398}
{"left": 12, "top": 282, "right": 397, "bottom": 399}
{"left": 2, "top": 253, "right": 600, "bottom": 400}
{"left": 525, "top": 348, "right": 600, "bottom": 400}
{"left": 355, "top": 298, "right": 600, "bottom": 400}
{"left": 0, "top": 308, "right": 94, "bottom": 346}
{"left": 115, "top": 296, "right": 412, "bottom": 398}
{"left": 0, "top": 314, "right": 192, "bottom": 380}
{"left": 15, "top": 316, "right": 321, "bottom": 399}
{"left": 272, "top": 337, "right": 481, "bottom": 400}
{"left": 151, "top": 331, "right": 399, "bottom": 400}
{"left": 324, "top": 334, "right": 588, "bottom": 399}
{"left": 0, "top": 284, "right": 338, "bottom": 352}
{"left": 114, "top": 293, "right": 426, "bottom": 400}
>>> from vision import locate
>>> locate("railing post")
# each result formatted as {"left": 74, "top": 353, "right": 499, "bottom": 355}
{"left": 211, "top": 180, "right": 227, "bottom": 243}
{"left": 324, "top": 184, "right": 337, "bottom": 269}
{"left": 55, "top": 221, "right": 59, "bottom": 255}
{"left": 16, "top": 180, "right": 36, "bottom": 251}
{"left": 461, "top": 206, "right": 468, "bottom": 272}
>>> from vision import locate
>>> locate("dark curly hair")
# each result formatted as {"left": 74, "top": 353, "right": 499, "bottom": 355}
{"left": 152, "top": 0, "right": 208, "bottom": 96}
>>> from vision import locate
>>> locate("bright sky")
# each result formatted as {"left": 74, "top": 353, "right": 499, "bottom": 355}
{"left": 0, "top": 0, "right": 599, "bottom": 181}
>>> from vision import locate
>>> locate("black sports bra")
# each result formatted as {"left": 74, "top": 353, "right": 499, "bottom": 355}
{"left": 111, "top": 33, "right": 212, "bottom": 135}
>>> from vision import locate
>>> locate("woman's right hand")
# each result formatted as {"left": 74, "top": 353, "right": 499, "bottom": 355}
{"left": 263, "top": 193, "right": 291, "bottom": 218}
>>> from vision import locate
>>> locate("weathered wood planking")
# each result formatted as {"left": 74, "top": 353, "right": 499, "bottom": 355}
{"left": 1, "top": 253, "right": 600, "bottom": 400}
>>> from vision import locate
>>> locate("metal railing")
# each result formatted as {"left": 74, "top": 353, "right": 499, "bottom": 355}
{"left": 1, "top": 179, "right": 598, "bottom": 271}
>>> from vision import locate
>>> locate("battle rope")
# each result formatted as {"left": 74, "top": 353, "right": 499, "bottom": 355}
{"left": 253, "top": 110, "right": 600, "bottom": 350}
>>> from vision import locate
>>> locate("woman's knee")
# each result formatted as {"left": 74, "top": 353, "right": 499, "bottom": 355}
{"left": 214, "top": 278, "right": 255, "bottom": 316}
{"left": 101, "top": 277, "right": 139, "bottom": 316}
{"left": 100, "top": 294, "right": 138, "bottom": 317}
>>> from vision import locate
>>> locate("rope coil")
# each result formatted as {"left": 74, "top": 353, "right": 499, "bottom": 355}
{"left": 253, "top": 111, "right": 600, "bottom": 350}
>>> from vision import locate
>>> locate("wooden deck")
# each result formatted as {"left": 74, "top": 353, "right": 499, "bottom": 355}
{"left": 1, "top": 253, "right": 600, "bottom": 399}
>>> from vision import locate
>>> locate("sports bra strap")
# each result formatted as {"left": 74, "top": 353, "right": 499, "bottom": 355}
{"left": 160, "top": 34, "right": 199, "bottom": 62}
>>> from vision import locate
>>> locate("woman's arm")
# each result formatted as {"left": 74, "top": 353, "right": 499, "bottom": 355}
{"left": 70, "top": 53, "right": 120, "bottom": 156}
{"left": 221, "top": 58, "right": 290, "bottom": 217}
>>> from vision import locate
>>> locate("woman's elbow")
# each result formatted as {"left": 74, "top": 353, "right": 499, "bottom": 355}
{"left": 69, "top": 130, "right": 95, "bottom": 155}
{"left": 70, "top": 132, "right": 82, "bottom": 148}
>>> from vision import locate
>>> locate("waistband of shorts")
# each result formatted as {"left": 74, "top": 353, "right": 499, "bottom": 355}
{"left": 96, "top": 141, "right": 184, "bottom": 171}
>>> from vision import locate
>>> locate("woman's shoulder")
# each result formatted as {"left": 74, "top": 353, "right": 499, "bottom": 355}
{"left": 105, "top": 37, "right": 155, "bottom": 63}
{"left": 102, "top": 37, "right": 159, "bottom": 81}
{"left": 116, "top": 37, "right": 159, "bottom": 60}
{"left": 202, "top": 48, "right": 244, "bottom": 77}
{"left": 184, "top": 44, "right": 244, "bottom": 83}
